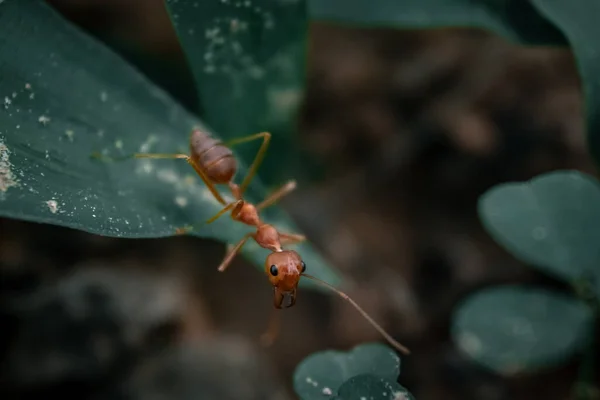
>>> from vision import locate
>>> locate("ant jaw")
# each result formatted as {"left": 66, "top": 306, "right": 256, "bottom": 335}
{"left": 274, "top": 287, "right": 296, "bottom": 309}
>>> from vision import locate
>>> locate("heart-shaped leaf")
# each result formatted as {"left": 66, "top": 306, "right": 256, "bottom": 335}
{"left": 164, "top": 0, "right": 310, "bottom": 186}
{"left": 335, "top": 374, "right": 415, "bottom": 400}
{"left": 452, "top": 285, "right": 594, "bottom": 375}
{"left": 0, "top": 0, "right": 341, "bottom": 289}
{"left": 478, "top": 170, "right": 600, "bottom": 296}
{"left": 293, "top": 343, "right": 401, "bottom": 399}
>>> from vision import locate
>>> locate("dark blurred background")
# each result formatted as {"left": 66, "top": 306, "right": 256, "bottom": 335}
{"left": 1, "top": 1, "right": 597, "bottom": 399}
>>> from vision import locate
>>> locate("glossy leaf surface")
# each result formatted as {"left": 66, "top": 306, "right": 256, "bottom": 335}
{"left": 0, "top": 0, "right": 340, "bottom": 288}
{"left": 452, "top": 285, "right": 593, "bottom": 374}
{"left": 293, "top": 343, "right": 402, "bottom": 399}
{"left": 164, "top": 0, "right": 309, "bottom": 185}
{"left": 335, "top": 374, "right": 415, "bottom": 400}
{"left": 478, "top": 170, "right": 600, "bottom": 296}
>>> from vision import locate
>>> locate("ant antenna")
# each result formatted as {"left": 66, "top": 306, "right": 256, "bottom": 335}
{"left": 301, "top": 273, "right": 411, "bottom": 355}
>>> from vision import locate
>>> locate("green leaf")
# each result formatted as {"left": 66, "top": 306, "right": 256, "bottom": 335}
{"left": 334, "top": 374, "right": 415, "bottom": 400}
{"left": 452, "top": 285, "right": 594, "bottom": 375}
{"left": 0, "top": 0, "right": 341, "bottom": 289}
{"left": 529, "top": 0, "right": 600, "bottom": 166}
{"left": 164, "top": 0, "right": 309, "bottom": 186}
{"left": 308, "top": 0, "right": 566, "bottom": 45}
{"left": 478, "top": 170, "right": 600, "bottom": 296}
{"left": 293, "top": 343, "right": 401, "bottom": 400}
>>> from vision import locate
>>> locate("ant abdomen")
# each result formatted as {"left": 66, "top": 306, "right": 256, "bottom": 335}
{"left": 189, "top": 129, "right": 237, "bottom": 183}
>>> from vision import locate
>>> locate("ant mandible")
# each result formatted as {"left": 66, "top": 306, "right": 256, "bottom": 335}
{"left": 92, "top": 128, "right": 410, "bottom": 355}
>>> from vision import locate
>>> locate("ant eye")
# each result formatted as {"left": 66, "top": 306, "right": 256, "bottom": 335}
{"left": 269, "top": 265, "right": 278, "bottom": 276}
{"left": 301, "top": 261, "right": 306, "bottom": 273}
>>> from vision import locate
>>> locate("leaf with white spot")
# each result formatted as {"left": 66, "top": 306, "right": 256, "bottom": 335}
{"left": 478, "top": 170, "right": 600, "bottom": 297}
{"left": 452, "top": 285, "right": 594, "bottom": 374}
{"left": 164, "top": 0, "right": 312, "bottom": 186}
{"left": 293, "top": 343, "right": 403, "bottom": 400}
{"left": 0, "top": 0, "right": 341, "bottom": 289}
{"left": 334, "top": 374, "right": 415, "bottom": 400}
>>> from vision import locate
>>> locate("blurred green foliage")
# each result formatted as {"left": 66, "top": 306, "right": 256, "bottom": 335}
{"left": 451, "top": 170, "right": 600, "bottom": 395}
{"left": 452, "top": 284, "right": 594, "bottom": 374}
{"left": 299, "top": 0, "right": 600, "bottom": 396}
{"left": 309, "top": 0, "right": 566, "bottom": 45}
{"left": 309, "top": 0, "right": 600, "bottom": 166}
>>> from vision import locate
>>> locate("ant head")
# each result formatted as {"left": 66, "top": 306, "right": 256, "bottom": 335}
{"left": 264, "top": 250, "right": 306, "bottom": 309}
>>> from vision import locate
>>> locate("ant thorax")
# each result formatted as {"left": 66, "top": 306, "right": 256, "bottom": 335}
{"left": 232, "top": 201, "right": 260, "bottom": 226}
{"left": 254, "top": 224, "right": 282, "bottom": 252}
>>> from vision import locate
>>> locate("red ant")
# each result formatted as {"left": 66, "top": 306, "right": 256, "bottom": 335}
{"left": 93, "top": 129, "right": 410, "bottom": 355}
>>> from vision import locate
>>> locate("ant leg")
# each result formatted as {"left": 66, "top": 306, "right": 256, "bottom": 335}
{"left": 224, "top": 132, "right": 271, "bottom": 196}
{"left": 218, "top": 233, "right": 253, "bottom": 272}
{"left": 206, "top": 200, "right": 243, "bottom": 224}
{"left": 259, "top": 308, "right": 281, "bottom": 347}
{"left": 174, "top": 200, "right": 242, "bottom": 235}
{"left": 186, "top": 158, "right": 227, "bottom": 205}
{"left": 91, "top": 152, "right": 188, "bottom": 162}
{"left": 256, "top": 180, "right": 297, "bottom": 211}
{"left": 279, "top": 232, "right": 306, "bottom": 246}
{"left": 92, "top": 151, "right": 227, "bottom": 206}
{"left": 134, "top": 153, "right": 188, "bottom": 160}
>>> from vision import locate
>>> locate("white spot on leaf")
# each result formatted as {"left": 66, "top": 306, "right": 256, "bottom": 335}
{"left": 46, "top": 200, "right": 58, "bottom": 213}
{"left": 305, "top": 377, "right": 319, "bottom": 387}
{"left": 458, "top": 331, "right": 482, "bottom": 355}
{"left": 38, "top": 115, "right": 51, "bottom": 125}
{"left": 139, "top": 135, "right": 159, "bottom": 152}
{"left": 0, "top": 139, "right": 18, "bottom": 193}
{"left": 157, "top": 169, "right": 179, "bottom": 184}
{"left": 175, "top": 196, "right": 188, "bottom": 207}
